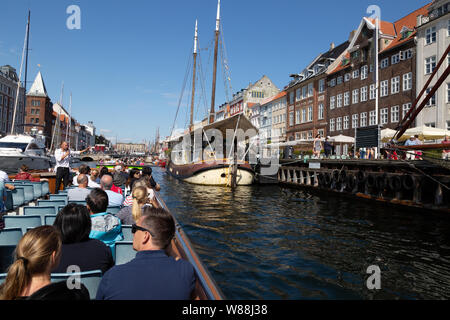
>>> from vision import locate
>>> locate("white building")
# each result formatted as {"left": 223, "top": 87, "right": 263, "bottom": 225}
{"left": 416, "top": 0, "right": 450, "bottom": 130}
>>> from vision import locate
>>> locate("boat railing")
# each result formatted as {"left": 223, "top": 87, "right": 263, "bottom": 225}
{"left": 155, "top": 191, "right": 225, "bottom": 300}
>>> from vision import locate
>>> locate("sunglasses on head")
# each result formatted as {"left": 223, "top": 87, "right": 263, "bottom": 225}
{"left": 131, "top": 224, "right": 155, "bottom": 237}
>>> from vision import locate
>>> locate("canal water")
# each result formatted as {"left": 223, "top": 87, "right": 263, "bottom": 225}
{"left": 152, "top": 167, "right": 450, "bottom": 300}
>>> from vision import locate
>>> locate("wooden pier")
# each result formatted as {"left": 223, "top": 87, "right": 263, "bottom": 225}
{"left": 276, "top": 159, "right": 450, "bottom": 213}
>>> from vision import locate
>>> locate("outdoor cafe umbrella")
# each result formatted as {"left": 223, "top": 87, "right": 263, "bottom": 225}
{"left": 397, "top": 125, "right": 450, "bottom": 142}
{"left": 329, "top": 134, "right": 355, "bottom": 143}
{"left": 381, "top": 128, "right": 397, "bottom": 143}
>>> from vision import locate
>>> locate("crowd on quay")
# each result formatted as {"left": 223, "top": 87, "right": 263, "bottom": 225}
{"left": 98, "top": 157, "right": 146, "bottom": 166}
{"left": 0, "top": 141, "right": 196, "bottom": 300}
{"left": 284, "top": 134, "right": 450, "bottom": 161}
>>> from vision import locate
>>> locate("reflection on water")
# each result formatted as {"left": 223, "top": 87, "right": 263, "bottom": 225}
{"left": 153, "top": 167, "right": 450, "bottom": 299}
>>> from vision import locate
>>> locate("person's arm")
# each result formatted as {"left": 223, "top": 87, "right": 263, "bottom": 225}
{"left": 5, "top": 183, "right": 15, "bottom": 190}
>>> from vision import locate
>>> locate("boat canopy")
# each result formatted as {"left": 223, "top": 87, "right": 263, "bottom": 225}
{"left": 202, "top": 113, "right": 258, "bottom": 137}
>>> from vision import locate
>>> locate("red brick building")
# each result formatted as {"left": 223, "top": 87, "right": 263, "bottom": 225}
{"left": 25, "top": 71, "right": 53, "bottom": 147}
{"left": 285, "top": 41, "right": 349, "bottom": 144}
{"left": 326, "top": 4, "right": 431, "bottom": 155}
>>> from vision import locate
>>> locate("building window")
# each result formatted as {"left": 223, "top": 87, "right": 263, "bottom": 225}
{"left": 336, "top": 117, "right": 342, "bottom": 131}
{"left": 369, "top": 110, "right": 376, "bottom": 126}
{"left": 425, "top": 26, "right": 437, "bottom": 45}
{"left": 380, "top": 80, "right": 389, "bottom": 97}
{"left": 329, "top": 79, "right": 336, "bottom": 87}
{"left": 352, "top": 89, "right": 359, "bottom": 104}
{"left": 403, "top": 72, "right": 412, "bottom": 91}
{"left": 370, "top": 64, "right": 374, "bottom": 73}
{"left": 344, "top": 73, "right": 351, "bottom": 82}
{"left": 302, "top": 132, "right": 307, "bottom": 140}
{"left": 308, "top": 83, "right": 314, "bottom": 97}
{"left": 391, "top": 76, "right": 400, "bottom": 94}
{"left": 308, "top": 131, "right": 313, "bottom": 140}
{"left": 447, "top": 83, "right": 450, "bottom": 103}
{"left": 295, "top": 132, "right": 301, "bottom": 140}
{"left": 302, "top": 109, "right": 306, "bottom": 123}
{"left": 330, "top": 118, "right": 335, "bottom": 132}
{"left": 402, "top": 103, "right": 411, "bottom": 119}
{"left": 344, "top": 92, "right": 350, "bottom": 106}
{"left": 381, "top": 58, "right": 389, "bottom": 69}
{"left": 343, "top": 116, "right": 349, "bottom": 130}
{"left": 31, "top": 100, "right": 40, "bottom": 107}
{"left": 337, "top": 76, "right": 343, "bottom": 85}
{"left": 425, "top": 88, "right": 436, "bottom": 106}
{"left": 289, "top": 111, "right": 294, "bottom": 126}
{"left": 307, "top": 106, "right": 313, "bottom": 122}
{"left": 425, "top": 122, "right": 436, "bottom": 128}
{"left": 352, "top": 114, "right": 358, "bottom": 128}
{"left": 391, "top": 105, "right": 399, "bottom": 123}
{"left": 425, "top": 56, "right": 436, "bottom": 74}
{"left": 318, "top": 129, "right": 324, "bottom": 137}
{"left": 360, "top": 112, "right": 367, "bottom": 128}
{"left": 296, "top": 88, "right": 301, "bottom": 101}
{"left": 30, "top": 108, "right": 35, "bottom": 115}
{"left": 330, "top": 96, "right": 336, "bottom": 109}
{"left": 401, "top": 49, "right": 413, "bottom": 60}
{"left": 302, "top": 86, "right": 307, "bottom": 99}
{"left": 380, "top": 108, "right": 388, "bottom": 125}
{"left": 391, "top": 53, "right": 400, "bottom": 65}
{"left": 361, "top": 65, "right": 368, "bottom": 80}
{"left": 319, "top": 79, "right": 325, "bottom": 93}
{"left": 361, "top": 86, "right": 368, "bottom": 102}
{"left": 370, "top": 84, "right": 376, "bottom": 100}
{"left": 289, "top": 92, "right": 294, "bottom": 104}
{"left": 318, "top": 104, "right": 324, "bottom": 120}
{"left": 353, "top": 70, "right": 360, "bottom": 79}
{"left": 295, "top": 110, "right": 300, "bottom": 124}
{"left": 337, "top": 94, "right": 342, "bottom": 108}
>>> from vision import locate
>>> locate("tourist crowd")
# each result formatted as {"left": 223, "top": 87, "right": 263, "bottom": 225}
{"left": 0, "top": 163, "right": 196, "bottom": 300}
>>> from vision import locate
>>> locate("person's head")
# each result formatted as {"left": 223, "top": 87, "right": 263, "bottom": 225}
{"left": 77, "top": 174, "right": 89, "bottom": 188}
{"left": 99, "top": 166, "right": 109, "bottom": 178}
{"left": 445, "top": 135, "right": 449, "bottom": 141}
{"left": 131, "top": 186, "right": 149, "bottom": 222}
{"left": 20, "top": 164, "right": 29, "bottom": 173}
{"left": 132, "top": 207, "right": 175, "bottom": 252}
{"left": 90, "top": 169, "right": 99, "bottom": 180}
{"left": 410, "top": 136, "right": 415, "bottom": 140}
{"left": 414, "top": 135, "right": 419, "bottom": 140}
{"left": 141, "top": 166, "right": 152, "bottom": 177}
{"left": 53, "top": 204, "right": 91, "bottom": 244}
{"left": 100, "top": 174, "right": 113, "bottom": 191}
{"left": 129, "top": 168, "right": 141, "bottom": 180}
{"left": 316, "top": 134, "right": 321, "bottom": 139}
{"left": 60, "top": 141, "right": 68, "bottom": 150}
{"left": 114, "top": 165, "right": 122, "bottom": 173}
{"left": 0, "top": 226, "right": 62, "bottom": 300}
{"left": 86, "top": 188, "right": 108, "bottom": 214}
{"left": 133, "top": 177, "right": 151, "bottom": 190}
{"left": 78, "top": 164, "right": 90, "bottom": 175}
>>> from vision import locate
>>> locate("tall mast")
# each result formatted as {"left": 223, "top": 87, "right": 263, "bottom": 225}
{"left": 11, "top": 10, "right": 30, "bottom": 135}
{"left": 23, "top": 10, "right": 30, "bottom": 135}
{"left": 50, "top": 81, "right": 64, "bottom": 152}
{"left": 209, "top": 0, "right": 220, "bottom": 124}
{"left": 65, "top": 92, "right": 72, "bottom": 148}
{"left": 190, "top": 20, "right": 198, "bottom": 131}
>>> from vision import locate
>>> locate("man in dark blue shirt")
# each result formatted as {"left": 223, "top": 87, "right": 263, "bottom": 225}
{"left": 95, "top": 207, "right": 196, "bottom": 300}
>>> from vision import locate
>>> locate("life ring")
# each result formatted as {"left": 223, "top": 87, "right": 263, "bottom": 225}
{"left": 402, "top": 175, "right": 416, "bottom": 191}
{"left": 388, "top": 175, "right": 402, "bottom": 192}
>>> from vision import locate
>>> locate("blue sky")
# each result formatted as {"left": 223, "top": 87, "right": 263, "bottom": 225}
{"left": 1, "top": 0, "right": 430, "bottom": 144}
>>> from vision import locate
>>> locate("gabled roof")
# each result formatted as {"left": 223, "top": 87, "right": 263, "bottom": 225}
{"left": 259, "top": 91, "right": 287, "bottom": 106}
{"left": 27, "top": 71, "right": 48, "bottom": 97}
{"left": 382, "top": 2, "right": 432, "bottom": 52}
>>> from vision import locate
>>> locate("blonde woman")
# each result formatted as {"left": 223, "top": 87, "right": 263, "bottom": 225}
{"left": 122, "top": 178, "right": 160, "bottom": 208}
{"left": 117, "top": 186, "right": 150, "bottom": 225}
{"left": 0, "top": 226, "right": 89, "bottom": 300}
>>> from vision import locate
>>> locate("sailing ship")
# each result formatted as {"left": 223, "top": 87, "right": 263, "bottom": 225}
{"left": 166, "top": 0, "right": 256, "bottom": 187}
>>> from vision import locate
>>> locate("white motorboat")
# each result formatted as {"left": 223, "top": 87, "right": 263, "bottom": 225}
{"left": 0, "top": 134, "right": 51, "bottom": 174}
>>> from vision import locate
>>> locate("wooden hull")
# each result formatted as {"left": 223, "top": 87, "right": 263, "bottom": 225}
{"left": 167, "top": 160, "right": 254, "bottom": 186}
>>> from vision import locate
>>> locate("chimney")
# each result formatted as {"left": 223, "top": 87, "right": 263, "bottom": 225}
{"left": 349, "top": 30, "right": 357, "bottom": 42}
{"left": 330, "top": 42, "right": 335, "bottom": 50}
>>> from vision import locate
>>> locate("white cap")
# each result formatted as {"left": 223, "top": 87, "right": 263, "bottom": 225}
{"left": 114, "top": 165, "right": 122, "bottom": 171}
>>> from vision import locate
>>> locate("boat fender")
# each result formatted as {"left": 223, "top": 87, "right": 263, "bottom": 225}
{"left": 366, "top": 174, "right": 376, "bottom": 189}
{"left": 346, "top": 174, "right": 356, "bottom": 190}
{"left": 357, "top": 170, "right": 366, "bottom": 184}
{"left": 376, "top": 174, "right": 387, "bottom": 191}
{"left": 402, "top": 175, "right": 416, "bottom": 191}
{"left": 339, "top": 170, "right": 347, "bottom": 182}
{"left": 388, "top": 175, "right": 402, "bottom": 192}
{"left": 324, "top": 173, "right": 331, "bottom": 186}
